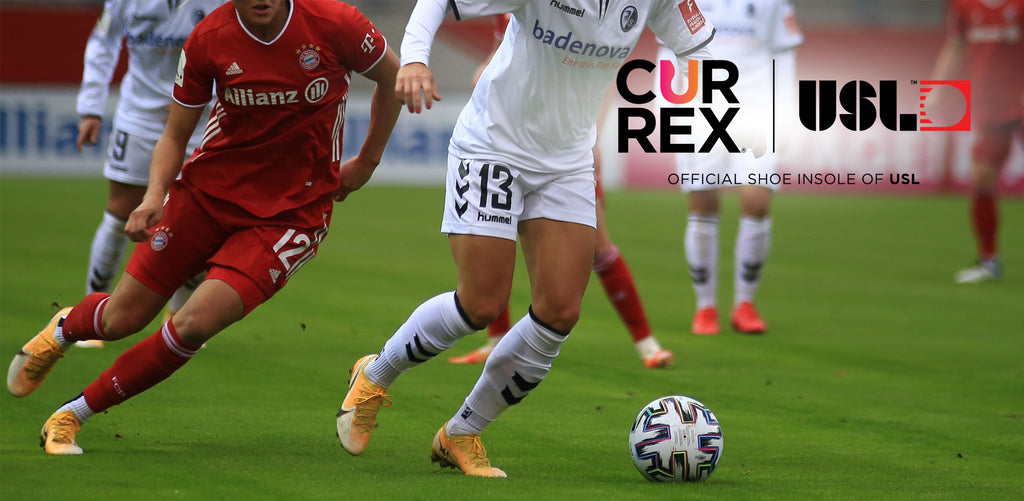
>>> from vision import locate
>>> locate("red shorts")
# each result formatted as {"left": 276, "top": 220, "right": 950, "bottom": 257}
{"left": 973, "top": 119, "right": 1023, "bottom": 167}
{"left": 125, "top": 181, "right": 333, "bottom": 315}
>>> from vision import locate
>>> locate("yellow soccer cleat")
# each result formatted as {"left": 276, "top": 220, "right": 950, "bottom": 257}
{"left": 8, "top": 307, "right": 74, "bottom": 397}
{"left": 430, "top": 422, "right": 507, "bottom": 478}
{"left": 336, "top": 354, "right": 391, "bottom": 455}
{"left": 40, "top": 410, "right": 83, "bottom": 455}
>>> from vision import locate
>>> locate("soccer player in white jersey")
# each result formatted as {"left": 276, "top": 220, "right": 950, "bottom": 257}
{"left": 337, "top": 0, "right": 715, "bottom": 477}
{"left": 75, "top": 0, "right": 224, "bottom": 348}
{"left": 659, "top": 0, "right": 802, "bottom": 335}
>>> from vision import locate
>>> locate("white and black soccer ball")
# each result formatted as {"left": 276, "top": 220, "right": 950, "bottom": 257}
{"left": 628, "top": 395, "right": 723, "bottom": 482}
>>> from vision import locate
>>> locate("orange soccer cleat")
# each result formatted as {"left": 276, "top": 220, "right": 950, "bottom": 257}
{"left": 691, "top": 307, "right": 720, "bottom": 336}
{"left": 731, "top": 302, "right": 767, "bottom": 334}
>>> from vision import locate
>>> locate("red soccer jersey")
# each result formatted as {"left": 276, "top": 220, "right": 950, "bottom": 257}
{"left": 946, "top": 0, "right": 1024, "bottom": 124}
{"left": 174, "top": 0, "right": 388, "bottom": 219}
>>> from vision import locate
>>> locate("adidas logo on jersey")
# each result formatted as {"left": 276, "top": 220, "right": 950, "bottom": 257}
{"left": 225, "top": 62, "right": 243, "bottom": 75}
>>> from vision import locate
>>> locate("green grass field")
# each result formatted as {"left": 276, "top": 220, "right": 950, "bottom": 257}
{"left": 1, "top": 179, "right": 1021, "bottom": 500}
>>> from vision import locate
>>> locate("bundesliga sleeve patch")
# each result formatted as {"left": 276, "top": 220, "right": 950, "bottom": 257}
{"left": 678, "top": 0, "right": 706, "bottom": 34}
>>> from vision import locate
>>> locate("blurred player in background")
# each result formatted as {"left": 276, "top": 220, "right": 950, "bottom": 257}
{"left": 661, "top": 0, "right": 802, "bottom": 335}
{"left": 450, "top": 14, "right": 672, "bottom": 369}
{"left": 337, "top": 0, "right": 716, "bottom": 478}
{"left": 931, "top": 0, "right": 1024, "bottom": 283}
{"left": 74, "top": 0, "right": 225, "bottom": 349}
{"left": 8, "top": 0, "right": 402, "bottom": 455}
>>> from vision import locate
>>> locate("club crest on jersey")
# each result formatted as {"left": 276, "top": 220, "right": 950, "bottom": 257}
{"left": 150, "top": 227, "right": 171, "bottom": 251}
{"left": 297, "top": 44, "right": 321, "bottom": 71}
{"left": 620, "top": 6, "right": 638, "bottom": 31}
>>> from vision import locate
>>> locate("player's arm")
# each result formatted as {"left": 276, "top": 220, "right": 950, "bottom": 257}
{"left": 395, "top": 0, "right": 449, "bottom": 113}
{"left": 336, "top": 48, "right": 404, "bottom": 202}
{"left": 76, "top": 0, "right": 126, "bottom": 152}
{"left": 125, "top": 102, "right": 203, "bottom": 242}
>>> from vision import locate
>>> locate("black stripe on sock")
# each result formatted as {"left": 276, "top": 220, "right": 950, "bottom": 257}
{"left": 527, "top": 306, "right": 570, "bottom": 337}
{"left": 453, "top": 291, "right": 487, "bottom": 331}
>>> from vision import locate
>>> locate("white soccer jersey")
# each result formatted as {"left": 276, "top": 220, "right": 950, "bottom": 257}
{"left": 695, "top": 0, "right": 802, "bottom": 105}
{"left": 76, "top": 0, "right": 224, "bottom": 142}
{"left": 449, "top": 0, "right": 715, "bottom": 173}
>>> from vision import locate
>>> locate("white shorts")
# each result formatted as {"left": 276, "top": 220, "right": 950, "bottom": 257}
{"left": 675, "top": 148, "right": 781, "bottom": 193}
{"left": 441, "top": 152, "right": 597, "bottom": 241}
{"left": 103, "top": 126, "right": 156, "bottom": 186}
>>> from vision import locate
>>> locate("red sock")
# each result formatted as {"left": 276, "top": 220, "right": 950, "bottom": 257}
{"left": 82, "top": 322, "right": 200, "bottom": 413}
{"left": 61, "top": 292, "right": 111, "bottom": 341}
{"left": 594, "top": 247, "right": 651, "bottom": 342}
{"left": 971, "top": 193, "right": 998, "bottom": 260}
{"left": 488, "top": 304, "right": 511, "bottom": 337}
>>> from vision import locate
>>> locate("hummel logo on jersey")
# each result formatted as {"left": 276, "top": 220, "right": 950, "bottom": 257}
{"left": 225, "top": 62, "right": 243, "bottom": 75}
{"left": 549, "top": 0, "right": 585, "bottom": 17}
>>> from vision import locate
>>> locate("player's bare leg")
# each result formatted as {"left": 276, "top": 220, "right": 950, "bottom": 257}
{"left": 686, "top": 190, "right": 721, "bottom": 335}
{"left": 340, "top": 234, "right": 516, "bottom": 456}
{"left": 78, "top": 181, "right": 148, "bottom": 348}
{"left": 437, "top": 218, "right": 594, "bottom": 476}
{"left": 29, "top": 274, "right": 242, "bottom": 454}
{"left": 732, "top": 186, "right": 773, "bottom": 333}
{"left": 956, "top": 159, "right": 1002, "bottom": 283}
{"left": 593, "top": 199, "right": 670, "bottom": 367}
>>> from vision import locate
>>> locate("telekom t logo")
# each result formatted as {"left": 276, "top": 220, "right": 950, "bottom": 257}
{"left": 798, "top": 79, "right": 971, "bottom": 132}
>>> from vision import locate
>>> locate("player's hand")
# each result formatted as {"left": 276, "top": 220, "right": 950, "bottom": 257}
{"left": 125, "top": 196, "right": 164, "bottom": 242}
{"left": 77, "top": 116, "right": 101, "bottom": 153}
{"left": 395, "top": 62, "right": 441, "bottom": 114}
{"left": 334, "top": 156, "right": 378, "bottom": 202}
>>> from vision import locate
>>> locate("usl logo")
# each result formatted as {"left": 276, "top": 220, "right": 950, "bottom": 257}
{"left": 798, "top": 80, "right": 971, "bottom": 132}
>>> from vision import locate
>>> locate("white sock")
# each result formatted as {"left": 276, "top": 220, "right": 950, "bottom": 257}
{"left": 56, "top": 394, "right": 95, "bottom": 424}
{"left": 86, "top": 211, "right": 129, "bottom": 294}
{"left": 364, "top": 291, "right": 479, "bottom": 388}
{"left": 685, "top": 214, "right": 719, "bottom": 309}
{"left": 447, "top": 309, "right": 567, "bottom": 435}
{"left": 51, "top": 315, "right": 72, "bottom": 347}
{"left": 734, "top": 216, "right": 772, "bottom": 305}
{"left": 634, "top": 336, "right": 663, "bottom": 359}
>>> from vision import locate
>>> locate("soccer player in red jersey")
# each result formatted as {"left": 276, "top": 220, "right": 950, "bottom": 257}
{"left": 7, "top": 0, "right": 403, "bottom": 455}
{"left": 932, "top": 0, "right": 1024, "bottom": 283}
{"left": 449, "top": 14, "right": 673, "bottom": 369}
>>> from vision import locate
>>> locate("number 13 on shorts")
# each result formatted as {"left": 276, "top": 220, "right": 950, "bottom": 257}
{"left": 442, "top": 157, "right": 523, "bottom": 240}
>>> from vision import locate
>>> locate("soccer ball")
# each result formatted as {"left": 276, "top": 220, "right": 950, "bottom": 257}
{"left": 628, "top": 395, "right": 723, "bottom": 482}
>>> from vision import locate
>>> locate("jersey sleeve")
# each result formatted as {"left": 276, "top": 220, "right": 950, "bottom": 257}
{"left": 647, "top": 0, "right": 716, "bottom": 57}
{"left": 173, "top": 32, "right": 215, "bottom": 108}
{"left": 450, "top": 0, "right": 529, "bottom": 21}
{"left": 769, "top": 0, "right": 803, "bottom": 52}
{"left": 76, "top": 0, "right": 126, "bottom": 117}
{"left": 335, "top": 3, "right": 389, "bottom": 74}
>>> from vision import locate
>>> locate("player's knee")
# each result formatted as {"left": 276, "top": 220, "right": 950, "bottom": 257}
{"left": 532, "top": 303, "right": 580, "bottom": 334}
{"left": 99, "top": 308, "right": 152, "bottom": 340}
{"left": 166, "top": 310, "right": 221, "bottom": 346}
{"left": 460, "top": 298, "right": 509, "bottom": 330}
